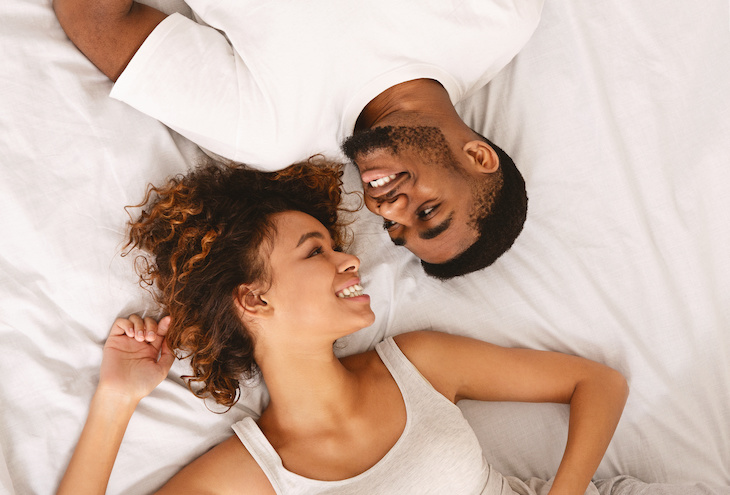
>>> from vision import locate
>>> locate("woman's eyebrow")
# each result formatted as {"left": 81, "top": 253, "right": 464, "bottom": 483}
{"left": 296, "top": 231, "right": 325, "bottom": 247}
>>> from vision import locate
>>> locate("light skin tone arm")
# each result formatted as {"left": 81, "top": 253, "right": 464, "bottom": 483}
{"left": 155, "top": 435, "right": 276, "bottom": 495}
{"left": 57, "top": 314, "right": 175, "bottom": 495}
{"left": 52, "top": 0, "right": 166, "bottom": 80}
{"left": 59, "top": 321, "right": 625, "bottom": 494}
{"left": 57, "top": 314, "right": 274, "bottom": 495}
{"left": 394, "top": 331, "right": 630, "bottom": 495}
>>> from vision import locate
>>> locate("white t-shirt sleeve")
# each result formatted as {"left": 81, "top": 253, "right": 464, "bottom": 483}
{"left": 111, "top": 13, "right": 276, "bottom": 169}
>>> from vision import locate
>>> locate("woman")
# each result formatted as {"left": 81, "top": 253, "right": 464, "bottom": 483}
{"left": 57, "top": 159, "right": 630, "bottom": 494}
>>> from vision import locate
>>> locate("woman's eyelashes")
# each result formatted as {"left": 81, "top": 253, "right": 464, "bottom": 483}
{"left": 307, "top": 244, "right": 342, "bottom": 258}
{"left": 308, "top": 246, "right": 323, "bottom": 257}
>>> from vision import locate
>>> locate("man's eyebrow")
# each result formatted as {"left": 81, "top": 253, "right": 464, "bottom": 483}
{"left": 389, "top": 213, "right": 453, "bottom": 246}
{"left": 296, "top": 231, "right": 325, "bottom": 247}
{"left": 419, "top": 214, "right": 453, "bottom": 240}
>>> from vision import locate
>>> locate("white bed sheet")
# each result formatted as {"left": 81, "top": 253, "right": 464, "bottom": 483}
{"left": 1, "top": 0, "right": 729, "bottom": 493}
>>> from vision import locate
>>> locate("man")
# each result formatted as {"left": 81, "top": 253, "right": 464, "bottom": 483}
{"left": 53, "top": 0, "right": 542, "bottom": 278}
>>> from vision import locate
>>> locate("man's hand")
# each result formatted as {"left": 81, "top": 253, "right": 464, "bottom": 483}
{"left": 52, "top": 0, "right": 166, "bottom": 80}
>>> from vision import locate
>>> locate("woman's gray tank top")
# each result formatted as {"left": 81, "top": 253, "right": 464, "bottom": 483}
{"left": 231, "top": 337, "right": 514, "bottom": 494}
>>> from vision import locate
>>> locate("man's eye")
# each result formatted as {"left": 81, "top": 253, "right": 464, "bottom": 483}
{"left": 383, "top": 219, "right": 399, "bottom": 231}
{"left": 308, "top": 247, "right": 323, "bottom": 257}
{"left": 418, "top": 206, "right": 436, "bottom": 219}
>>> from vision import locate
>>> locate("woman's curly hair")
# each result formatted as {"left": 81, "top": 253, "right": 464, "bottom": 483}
{"left": 125, "top": 158, "right": 346, "bottom": 408}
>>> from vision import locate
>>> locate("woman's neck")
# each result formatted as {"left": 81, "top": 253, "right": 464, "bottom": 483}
{"left": 256, "top": 341, "right": 363, "bottom": 433}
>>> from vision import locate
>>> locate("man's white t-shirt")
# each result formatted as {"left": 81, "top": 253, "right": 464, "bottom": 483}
{"left": 110, "top": 0, "right": 543, "bottom": 171}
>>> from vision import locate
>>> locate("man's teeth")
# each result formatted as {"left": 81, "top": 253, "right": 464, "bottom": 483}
{"left": 337, "top": 284, "right": 364, "bottom": 298}
{"left": 369, "top": 174, "right": 397, "bottom": 188}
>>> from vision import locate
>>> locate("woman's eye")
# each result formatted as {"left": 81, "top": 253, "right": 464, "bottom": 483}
{"left": 383, "top": 219, "right": 399, "bottom": 231}
{"left": 308, "top": 247, "right": 323, "bottom": 258}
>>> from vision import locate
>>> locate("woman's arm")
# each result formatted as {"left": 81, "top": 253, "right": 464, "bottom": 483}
{"left": 155, "top": 435, "right": 277, "bottom": 495}
{"left": 52, "top": 0, "right": 166, "bottom": 80}
{"left": 395, "top": 331, "right": 629, "bottom": 495}
{"left": 57, "top": 315, "right": 175, "bottom": 495}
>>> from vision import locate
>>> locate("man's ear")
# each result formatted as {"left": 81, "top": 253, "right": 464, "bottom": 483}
{"left": 234, "top": 285, "right": 272, "bottom": 319}
{"left": 463, "top": 140, "right": 499, "bottom": 174}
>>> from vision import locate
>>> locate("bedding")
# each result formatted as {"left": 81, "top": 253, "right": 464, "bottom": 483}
{"left": 1, "top": 0, "right": 728, "bottom": 493}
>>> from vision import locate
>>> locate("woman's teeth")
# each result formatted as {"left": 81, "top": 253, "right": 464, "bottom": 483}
{"left": 337, "top": 284, "right": 364, "bottom": 298}
{"left": 369, "top": 174, "right": 397, "bottom": 188}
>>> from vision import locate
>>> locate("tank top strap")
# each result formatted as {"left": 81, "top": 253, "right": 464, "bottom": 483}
{"left": 375, "top": 336, "right": 457, "bottom": 412}
{"left": 231, "top": 417, "right": 287, "bottom": 493}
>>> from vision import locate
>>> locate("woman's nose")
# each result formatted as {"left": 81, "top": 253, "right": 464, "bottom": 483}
{"left": 337, "top": 251, "right": 360, "bottom": 273}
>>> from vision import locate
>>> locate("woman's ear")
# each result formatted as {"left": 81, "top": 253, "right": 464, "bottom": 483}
{"left": 463, "top": 140, "right": 500, "bottom": 174}
{"left": 234, "top": 285, "right": 272, "bottom": 319}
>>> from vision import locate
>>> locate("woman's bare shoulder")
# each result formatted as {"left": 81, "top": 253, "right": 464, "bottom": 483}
{"left": 156, "top": 434, "right": 276, "bottom": 495}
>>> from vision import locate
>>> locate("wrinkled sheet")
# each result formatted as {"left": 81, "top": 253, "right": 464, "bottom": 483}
{"left": 1, "top": 0, "right": 728, "bottom": 493}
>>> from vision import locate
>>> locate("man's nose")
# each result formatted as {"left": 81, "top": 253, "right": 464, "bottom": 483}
{"left": 378, "top": 195, "right": 408, "bottom": 222}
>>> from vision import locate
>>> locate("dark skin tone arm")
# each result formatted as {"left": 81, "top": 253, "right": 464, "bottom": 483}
{"left": 52, "top": 0, "right": 166, "bottom": 80}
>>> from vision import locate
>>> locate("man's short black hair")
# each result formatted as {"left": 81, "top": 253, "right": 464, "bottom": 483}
{"left": 421, "top": 135, "right": 527, "bottom": 279}
{"left": 343, "top": 126, "right": 527, "bottom": 279}
{"left": 342, "top": 125, "right": 447, "bottom": 161}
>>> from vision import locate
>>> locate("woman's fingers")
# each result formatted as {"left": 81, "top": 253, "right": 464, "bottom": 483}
{"left": 146, "top": 316, "right": 171, "bottom": 352}
{"left": 125, "top": 314, "right": 146, "bottom": 342}
{"left": 157, "top": 334, "right": 176, "bottom": 372}
{"left": 157, "top": 316, "right": 171, "bottom": 336}
{"left": 109, "top": 314, "right": 174, "bottom": 358}
{"left": 109, "top": 314, "right": 157, "bottom": 341}
{"left": 111, "top": 317, "right": 134, "bottom": 338}
{"left": 143, "top": 316, "right": 158, "bottom": 342}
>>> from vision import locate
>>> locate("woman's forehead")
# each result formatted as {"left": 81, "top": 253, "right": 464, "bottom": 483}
{"left": 270, "top": 211, "right": 330, "bottom": 246}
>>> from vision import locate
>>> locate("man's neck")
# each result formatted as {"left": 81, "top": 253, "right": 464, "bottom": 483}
{"left": 354, "top": 78, "right": 458, "bottom": 131}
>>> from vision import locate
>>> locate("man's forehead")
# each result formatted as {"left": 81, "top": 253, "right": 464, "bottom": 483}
{"left": 358, "top": 147, "right": 400, "bottom": 162}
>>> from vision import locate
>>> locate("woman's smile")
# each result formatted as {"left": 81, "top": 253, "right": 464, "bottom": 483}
{"left": 335, "top": 279, "right": 367, "bottom": 299}
{"left": 265, "top": 211, "right": 376, "bottom": 332}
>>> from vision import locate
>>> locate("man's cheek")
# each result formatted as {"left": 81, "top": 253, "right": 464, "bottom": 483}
{"left": 363, "top": 199, "right": 380, "bottom": 215}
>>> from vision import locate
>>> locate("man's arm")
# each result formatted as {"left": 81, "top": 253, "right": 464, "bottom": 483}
{"left": 53, "top": 0, "right": 167, "bottom": 80}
